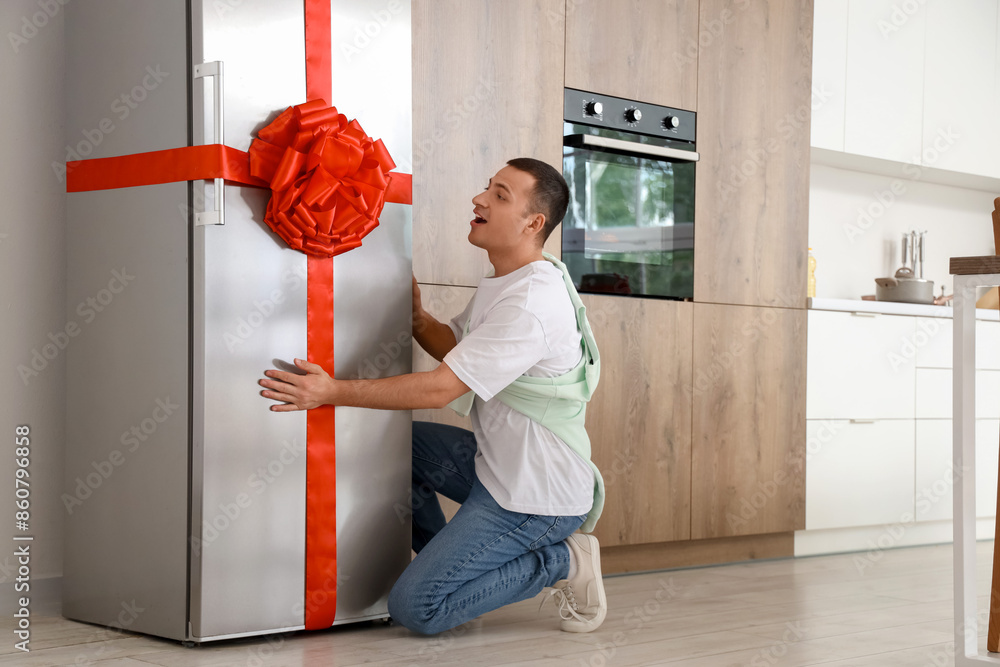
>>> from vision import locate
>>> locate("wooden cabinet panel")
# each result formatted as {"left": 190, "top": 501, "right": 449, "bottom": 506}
{"left": 564, "top": 0, "right": 699, "bottom": 111}
{"left": 582, "top": 295, "right": 692, "bottom": 546}
{"left": 691, "top": 303, "right": 806, "bottom": 539}
{"left": 693, "top": 0, "right": 813, "bottom": 308}
{"left": 412, "top": 0, "right": 564, "bottom": 288}
{"left": 411, "top": 283, "right": 477, "bottom": 430}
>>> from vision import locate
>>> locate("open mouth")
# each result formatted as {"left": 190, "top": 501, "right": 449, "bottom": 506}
{"left": 472, "top": 214, "right": 487, "bottom": 225}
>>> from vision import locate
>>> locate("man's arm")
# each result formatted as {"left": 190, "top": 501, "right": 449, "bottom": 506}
{"left": 412, "top": 276, "right": 458, "bottom": 362}
{"left": 259, "top": 357, "right": 469, "bottom": 412}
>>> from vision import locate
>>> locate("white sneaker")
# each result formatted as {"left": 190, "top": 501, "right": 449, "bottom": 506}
{"left": 547, "top": 533, "right": 607, "bottom": 632}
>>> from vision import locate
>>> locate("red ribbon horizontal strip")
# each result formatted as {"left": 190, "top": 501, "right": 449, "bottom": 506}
{"left": 65, "top": 144, "right": 266, "bottom": 192}
{"left": 66, "top": 143, "right": 411, "bottom": 206}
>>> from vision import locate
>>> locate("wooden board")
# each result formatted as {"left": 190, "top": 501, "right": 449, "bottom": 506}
{"left": 692, "top": 0, "right": 814, "bottom": 308}
{"left": 582, "top": 295, "right": 693, "bottom": 547}
{"left": 950, "top": 255, "right": 1000, "bottom": 275}
{"left": 412, "top": 0, "right": 564, "bottom": 288}
{"left": 690, "top": 303, "right": 807, "bottom": 539}
{"left": 564, "top": 0, "right": 699, "bottom": 111}
{"left": 600, "top": 532, "right": 794, "bottom": 575}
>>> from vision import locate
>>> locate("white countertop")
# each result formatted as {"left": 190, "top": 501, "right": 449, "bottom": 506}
{"left": 808, "top": 297, "right": 1000, "bottom": 322}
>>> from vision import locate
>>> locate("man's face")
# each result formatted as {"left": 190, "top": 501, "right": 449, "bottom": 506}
{"left": 468, "top": 165, "right": 542, "bottom": 253}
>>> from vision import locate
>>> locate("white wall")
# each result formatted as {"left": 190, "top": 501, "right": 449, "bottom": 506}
{"left": 808, "top": 163, "right": 997, "bottom": 301}
{"left": 0, "top": 0, "right": 67, "bottom": 599}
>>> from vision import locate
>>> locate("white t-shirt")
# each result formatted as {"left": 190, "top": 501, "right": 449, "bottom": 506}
{"left": 443, "top": 260, "right": 595, "bottom": 516}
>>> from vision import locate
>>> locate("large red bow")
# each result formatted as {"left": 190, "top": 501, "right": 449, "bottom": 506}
{"left": 248, "top": 99, "right": 396, "bottom": 257}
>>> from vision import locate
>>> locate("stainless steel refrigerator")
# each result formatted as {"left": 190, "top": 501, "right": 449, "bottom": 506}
{"left": 63, "top": 0, "right": 412, "bottom": 642}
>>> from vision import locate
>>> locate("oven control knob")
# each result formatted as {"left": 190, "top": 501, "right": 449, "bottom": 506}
{"left": 585, "top": 101, "right": 603, "bottom": 116}
{"left": 624, "top": 107, "right": 642, "bottom": 123}
{"left": 662, "top": 115, "right": 680, "bottom": 129}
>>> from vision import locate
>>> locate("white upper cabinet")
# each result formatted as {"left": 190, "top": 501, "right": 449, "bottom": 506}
{"left": 814, "top": 0, "right": 999, "bottom": 179}
{"left": 843, "top": 0, "right": 926, "bottom": 163}
{"left": 811, "top": 0, "right": 849, "bottom": 151}
{"left": 922, "top": 0, "right": 999, "bottom": 178}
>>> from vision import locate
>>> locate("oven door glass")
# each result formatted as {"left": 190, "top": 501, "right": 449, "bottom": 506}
{"left": 562, "top": 145, "right": 694, "bottom": 299}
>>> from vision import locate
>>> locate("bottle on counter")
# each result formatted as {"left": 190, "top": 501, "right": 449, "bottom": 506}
{"left": 807, "top": 248, "right": 817, "bottom": 298}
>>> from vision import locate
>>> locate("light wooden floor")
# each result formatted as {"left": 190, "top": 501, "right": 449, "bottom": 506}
{"left": 2, "top": 541, "right": 996, "bottom": 666}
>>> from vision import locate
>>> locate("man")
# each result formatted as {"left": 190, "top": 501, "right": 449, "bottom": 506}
{"left": 259, "top": 157, "right": 606, "bottom": 635}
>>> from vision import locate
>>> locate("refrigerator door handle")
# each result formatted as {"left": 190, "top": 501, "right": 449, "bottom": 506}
{"left": 193, "top": 61, "right": 225, "bottom": 226}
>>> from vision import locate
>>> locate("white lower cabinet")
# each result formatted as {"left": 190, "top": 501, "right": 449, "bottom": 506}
{"left": 915, "top": 368, "right": 1000, "bottom": 419}
{"left": 807, "top": 310, "right": 916, "bottom": 419}
{"left": 804, "top": 309, "right": 1000, "bottom": 554}
{"left": 915, "top": 419, "right": 999, "bottom": 521}
{"left": 805, "top": 419, "right": 915, "bottom": 530}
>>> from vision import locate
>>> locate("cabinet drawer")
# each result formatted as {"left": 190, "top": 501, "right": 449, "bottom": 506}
{"left": 805, "top": 419, "right": 914, "bottom": 530}
{"left": 915, "top": 419, "right": 999, "bottom": 520}
{"left": 807, "top": 310, "right": 915, "bottom": 419}
{"left": 915, "top": 368, "right": 1000, "bottom": 420}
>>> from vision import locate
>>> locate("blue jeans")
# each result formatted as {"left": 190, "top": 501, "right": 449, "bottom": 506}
{"left": 387, "top": 421, "right": 586, "bottom": 635}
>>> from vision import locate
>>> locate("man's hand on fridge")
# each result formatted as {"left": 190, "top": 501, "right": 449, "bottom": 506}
{"left": 259, "top": 358, "right": 336, "bottom": 411}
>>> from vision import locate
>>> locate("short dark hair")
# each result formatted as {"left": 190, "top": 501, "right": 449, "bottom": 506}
{"left": 506, "top": 157, "right": 569, "bottom": 245}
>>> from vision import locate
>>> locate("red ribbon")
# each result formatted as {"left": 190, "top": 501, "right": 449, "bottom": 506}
{"left": 247, "top": 100, "right": 395, "bottom": 258}
{"left": 302, "top": 0, "right": 338, "bottom": 632}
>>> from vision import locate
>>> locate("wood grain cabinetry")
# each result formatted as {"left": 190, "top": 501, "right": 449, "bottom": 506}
{"left": 411, "top": 283, "right": 476, "bottom": 431}
{"left": 581, "top": 295, "right": 692, "bottom": 547}
{"left": 412, "top": 0, "right": 564, "bottom": 288}
{"left": 690, "top": 303, "right": 807, "bottom": 539}
{"left": 693, "top": 0, "right": 813, "bottom": 308}
{"left": 564, "top": 0, "right": 699, "bottom": 111}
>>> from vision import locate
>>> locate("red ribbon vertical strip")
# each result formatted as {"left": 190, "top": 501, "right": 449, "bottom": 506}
{"left": 304, "top": 0, "right": 338, "bottom": 630}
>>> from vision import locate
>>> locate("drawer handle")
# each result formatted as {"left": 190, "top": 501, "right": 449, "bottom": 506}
{"left": 851, "top": 312, "right": 877, "bottom": 318}
{"left": 849, "top": 419, "right": 876, "bottom": 424}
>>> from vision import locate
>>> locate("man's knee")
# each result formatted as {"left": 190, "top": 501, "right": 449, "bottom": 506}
{"left": 387, "top": 570, "right": 447, "bottom": 635}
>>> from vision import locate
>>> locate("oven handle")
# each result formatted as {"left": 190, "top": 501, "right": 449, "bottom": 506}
{"left": 565, "top": 134, "right": 700, "bottom": 163}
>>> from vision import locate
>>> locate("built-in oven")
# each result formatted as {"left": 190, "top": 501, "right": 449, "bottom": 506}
{"left": 561, "top": 88, "right": 698, "bottom": 299}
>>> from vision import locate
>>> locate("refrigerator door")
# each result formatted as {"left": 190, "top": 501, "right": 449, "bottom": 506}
{"left": 62, "top": 0, "right": 191, "bottom": 641}
{"left": 189, "top": 0, "right": 309, "bottom": 640}
{"left": 189, "top": 0, "right": 412, "bottom": 639}
{"left": 329, "top": 0, "right": 413, "bottom": 624}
